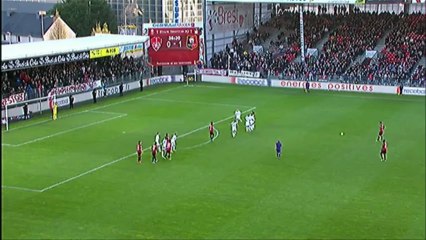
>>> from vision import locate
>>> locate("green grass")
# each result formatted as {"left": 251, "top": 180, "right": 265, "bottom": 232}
{"left": 2, "top": 83, "right": 425, "bottom": 239}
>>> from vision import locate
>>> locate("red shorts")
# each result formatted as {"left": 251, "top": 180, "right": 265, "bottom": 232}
{"left": 379, "top": 131, "right": 383, "bottom": 136}
{"left": 381, "top": 149, "right": 387, "bottom": 154}
{"left": 166, "top": 148, "right": 171, "bottom": 153}
{"left": 210, "top": 131, "right": 214, "bottom": 135}
{"left": 137, "top": 151, "right": 142, "bottom": 156}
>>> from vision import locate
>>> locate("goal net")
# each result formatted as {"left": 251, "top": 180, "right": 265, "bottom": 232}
{"left": 2, "top": 94, "right": 55, "bottom": 131}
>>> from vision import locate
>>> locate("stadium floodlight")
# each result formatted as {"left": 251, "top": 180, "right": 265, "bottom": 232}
{"left": 38, "top": 11, "right": 47, "bottom": 37}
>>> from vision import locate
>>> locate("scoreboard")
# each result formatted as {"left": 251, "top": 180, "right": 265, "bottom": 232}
{"left": 148, "top": 27, "right": 200, "bottom": 66}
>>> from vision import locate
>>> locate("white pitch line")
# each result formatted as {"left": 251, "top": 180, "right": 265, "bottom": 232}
{"left": 88, "top": 110, "right": 126, "bottom": 115}
{"left": 9, "top": 114, "right": 127, "bottom": 147}
{"left": 39, "top": 153, "right": 136, "bottom": 192}
{"left": 143, "top": 97, "right": 254, "bottom": 109}
{"left": 38, "top": 106, "right": 256, "bottom": 192}
{"left": 181, "top": 129, "right": 220, "bottom": 150}
{"left": 178, "top": 107, "right": 256, "bottom": 139}
{"left": 4, "top": 85, "right": 185, "bottom": 132}
{"left": 1, "top": 185, "right": 42, "bottom": 192}
{"left": 193, "top": 85, "right": 226, "bottom": 89}
{"left": 313, "top": 92, "right": 425, "bottom": 103}
{"left": 1, "top": 143, "right": 15, "bottom": 147}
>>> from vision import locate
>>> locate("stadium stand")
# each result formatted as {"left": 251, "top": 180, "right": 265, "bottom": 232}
{"left": 208, "top": 11, "right": 426, "bottom": 87}
{"left": 1, "top": 56, "right": 148, "bottom": 99}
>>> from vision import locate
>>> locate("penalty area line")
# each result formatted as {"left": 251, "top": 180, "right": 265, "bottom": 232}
{"left": 39, "top": 153, "right": 136, "bottom": 192}
{"left": 2, "top": 185, "right": 43, "bottom": 193}
{"left": 181, "top": 129, "right": 220, "bottom": 151}
{"left": 177, "top": 106, "right": 256, "bottom": 139}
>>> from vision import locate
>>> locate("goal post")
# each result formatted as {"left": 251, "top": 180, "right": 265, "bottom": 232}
{"left": 2, "top": 95, "right": 53, "bottom": 131}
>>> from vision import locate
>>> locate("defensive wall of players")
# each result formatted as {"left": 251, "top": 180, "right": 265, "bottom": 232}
{"left": 2, "top": 72, "right": 424, "bottom": 120}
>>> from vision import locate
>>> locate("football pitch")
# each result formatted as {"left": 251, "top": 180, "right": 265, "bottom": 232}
{"left": 2, "top": 83, "right": 425, "bottom": 239}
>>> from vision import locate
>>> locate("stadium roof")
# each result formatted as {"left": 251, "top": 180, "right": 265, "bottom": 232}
{"left": 1, "top": 34, "right": 149, "bottom": 61}
{"left": 1, "top": 0, "right": 55, "bottom": 14}
{"left": 1, "top": 0, "right": 56, "bottom": 38}
{"left": 2, "top": 11, "right": 54, "bottom": 38}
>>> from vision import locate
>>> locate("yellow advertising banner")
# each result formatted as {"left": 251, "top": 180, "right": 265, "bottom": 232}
{"left": 89, "top": 47, "right": 120, "bottom": 59}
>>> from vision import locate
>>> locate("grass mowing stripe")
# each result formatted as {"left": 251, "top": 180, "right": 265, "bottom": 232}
{"left": 4, "top": 85, "right": 185, "bottom": 133}
{"left": 7, "top": 114, "right": 127, "bottom": 147}
{"left": 39, "top": 153, "right": 136, "bottom": 192}
{"left": 144, "top": 97, "right": 254, "bottom": 108}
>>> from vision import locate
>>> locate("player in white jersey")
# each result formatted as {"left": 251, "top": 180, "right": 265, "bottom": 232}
{"left": 250, "top": 113, "right": 256, "bottom": 131}
{"left": 162, "top": 138, "right": 168, "bottom": 159}
{"left": 231, "top": 120, "right": 238, "bottom": 137}
{"left": 235, "top": 109, "right": 242, "bottom": 123}
{"left": 155, "top": 132, "right": 161, "bottom": 151}
{"left": 251, "top": 111, "right": 256, "bottom": 130}
{"left": 248, "top": 114, "right": 253, "bottom": 132}
{"left": 171, "top": 133, "right": 177, "bottom": 152}
{"left": 245, "top": 115, "right": 250, "bottom": 132}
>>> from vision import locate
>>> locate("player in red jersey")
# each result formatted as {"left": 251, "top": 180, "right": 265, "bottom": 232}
{"left": 166, "top": 139, "right": 172, "bottom": 160}
{"left": 209, "top": 121, "right": 214, "bottom": 142}
{"left": 136, "top": 141, "right": 143, "bottom": 164}
{"left": 376, "top": 121, "right": 385, "bottom": 142}
{"left": 380, "top": 139, "right": 388, "bottom": 162}
{"left": 151, "top": 141, "right": 158, "bottom": 164}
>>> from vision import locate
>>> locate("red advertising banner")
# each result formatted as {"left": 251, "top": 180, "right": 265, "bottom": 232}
{"left": 148, "top": 27, "right": 200, "bottom": 66}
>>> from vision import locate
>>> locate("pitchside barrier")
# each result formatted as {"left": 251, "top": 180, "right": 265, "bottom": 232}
{"left": 1, "top": 75, "right": 184, "bottom": 121}
{"left": 2, "top": 73, "right": 424, "bottom": 123}
{"left": 202, "top": 75, "right": 426, "bottom": 96}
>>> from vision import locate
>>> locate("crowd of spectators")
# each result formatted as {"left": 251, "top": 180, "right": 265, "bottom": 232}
{"left": 1, "top": 56, "right": 147, "bottom": 99}
{"left": 2, "top": 11, "right": 425, "bottom": 100}
{"left": 376, "top": 14, "right": 425, "bottom": 85}
{"left": 209, "top": 11, "right": 425, "bottom": 87}
{"left": 341, "top": 13, "right": 425, "bottom": 86}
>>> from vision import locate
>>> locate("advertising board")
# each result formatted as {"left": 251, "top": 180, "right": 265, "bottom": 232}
{"left": 402, "top": 87, "right": 426, "bottom": 96}
{"left": 206, "top": 3, "right": 254, "bottom": 34}
{"left": 89, "top": 47, "right": 120, "bottom": 59}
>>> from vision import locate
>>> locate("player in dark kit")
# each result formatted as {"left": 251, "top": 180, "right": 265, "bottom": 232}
{"left": 276, "top": 140, "right": 282, "bottom": 159}
{"left": 376, "top": 121, "right": 385, "bottom": 142}
{"left": 136, "top": 141, "right": 143, "bottom": 164}
{"left": 380, "top": 139, "right": 388, "bottom": 162}
{"left": 152, "top": 142, "right": 158, "bottom": 164}
{"left": 305, "top": 81, "right": 310, "bottom": 93}
{"left": 23, "top": 103, "right": 29, "bottom": 119}
{"left": 209, "top": 122, "right": 215, "bottom": 142}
